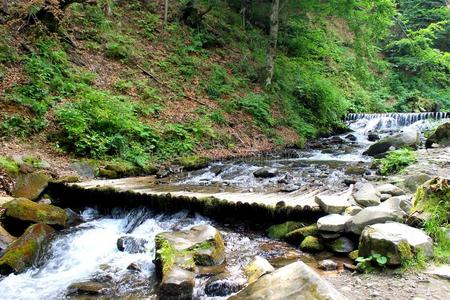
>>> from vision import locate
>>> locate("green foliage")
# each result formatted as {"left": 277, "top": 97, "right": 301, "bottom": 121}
{"left": 237, "top": 93, "right": 274, "bottom": 127}
{"left": 138, "top": 12, "right": 160, "bottom": 40}
{"left": 105, "top": 34, "right": 136, "bottom": 60}
{"left": 356, "top": 253, "right": 388, "bottom": 273}
{"left": 56, "top": 89, "right": 159, "bottom": 167}
{"left": 377, "top": 148, "right": 417, "bottom": 175}
{"left": 1, "top": 115, "right": 46, "bottom": 138}
{"left": 0, "top": 156, "right": 19, "bottom": 176}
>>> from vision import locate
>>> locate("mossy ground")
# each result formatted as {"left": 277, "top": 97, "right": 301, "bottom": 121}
{"left": 266, "top": 221, "right": 303, "bottom": 240}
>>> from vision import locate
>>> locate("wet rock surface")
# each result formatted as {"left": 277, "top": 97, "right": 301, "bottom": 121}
{"left": 11, "top": 172, "right": 51, "bottom": 200}
{"left": 116, "top": 236, "right": 147, "bottom": 254}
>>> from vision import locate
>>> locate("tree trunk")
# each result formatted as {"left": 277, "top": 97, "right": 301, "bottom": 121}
{"left": 265, "top": 0, "right": 279, "bottom": 87}
{"left": 163, "top": 0, "right": 168, "bottom": 29}
{"left": 2, "top": 0, "right": 8, "bottom": 14}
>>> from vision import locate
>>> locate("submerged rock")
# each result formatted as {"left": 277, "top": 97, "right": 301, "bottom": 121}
{"left": 12, "top": 172, "right": 51, "bottom": 200}
{"left": 425, "top": 122, "right": 450, "bottom": 148}
{"left": 154, "top": 224, "right": 225, "bottom": 300}
{"left": 353, "top": 182, "right": 381, "bottom": 207}
{"left": 317, "top": 214, "right": 351, "bottom": 233}
{"left": 359, "top": 222, "right": 433, "bottom": 265}
{"left": 0, "top": 223, "right": 55, "bottom": 275}
{"left": 68, "top": 281, "right": 109, "bottom": 295}
{"left": 2, "top": 198, "right": 70, "bottom": 234}
{"left": 253, "top": 167, "right": 278, "bottom": 178}
{"left": 117, "top": 236, "right": 147, "bottom": 254}
{"left": 363, "top": 128, "right": 419, "bottom": 156}
{"left": 267, "top": 221, "right": 303, "bottom": 240}
{"left": 229, "top": 261, "right": 347, "bottom": 300}
{"left": 244, "top": 256, "right": 275, "bottom": 284}
{"left": 205, "top": 272, "right": 242, "bottom": 297}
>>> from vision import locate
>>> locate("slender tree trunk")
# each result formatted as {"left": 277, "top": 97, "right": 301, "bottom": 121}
{"left": 240, "top": 0, "right": 249, "bottom": 29}
{"left": 265, "top": 0, "right": 279, "bottom": 87}
{"left": 2, "top": 0, "right": 8, "bottom": 14}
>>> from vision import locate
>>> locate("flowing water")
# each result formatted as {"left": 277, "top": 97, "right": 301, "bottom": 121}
{"left": 0, "top": 112, "right": 448, "bottom": 299}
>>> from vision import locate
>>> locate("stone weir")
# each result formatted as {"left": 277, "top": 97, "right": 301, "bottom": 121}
{"left": 47, "top": 176, "right": 327, "bottom": 223}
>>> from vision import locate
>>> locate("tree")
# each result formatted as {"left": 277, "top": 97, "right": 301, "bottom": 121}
{"left": 2, "top": 0, "right": 8, "bottom": 14}
{"left": 265, "top": 0, "right": 279, "bottom": 87}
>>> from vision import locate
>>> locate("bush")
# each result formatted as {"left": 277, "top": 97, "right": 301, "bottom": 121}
{"left": 377, "top": 148, "right": 417, "bottom": 175}
{"left": 56, "top": 89, "right": 159, "bottom": 167}
{"left": 237, "top": 93, "right": 274, "bottom": 127}
{"left": 0, "top": 115, "right": 46, "bottom": 138}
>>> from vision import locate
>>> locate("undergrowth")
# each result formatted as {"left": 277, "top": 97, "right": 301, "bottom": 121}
{"left": 377, "top": 148, "right": 417, "bottom": 175}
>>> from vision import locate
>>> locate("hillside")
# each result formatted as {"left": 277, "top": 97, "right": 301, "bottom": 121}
{"left": 0, "top": 0, "right": 449, "bottom": 174}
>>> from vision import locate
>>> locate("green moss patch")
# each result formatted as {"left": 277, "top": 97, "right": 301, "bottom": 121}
{"left": 267, "top": 221, "right": 303, "bottom": 240}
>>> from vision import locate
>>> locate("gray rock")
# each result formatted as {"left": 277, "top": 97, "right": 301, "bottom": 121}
{"left": 0, "top": 225, "right": 16, "bottom": 250}
{"left": 345, "top": 203, "right": 405, "bottom": 235}
{"left": 228, "top": 261, "right": 347, "bottom": 300}
{"left": 158, "top": 266, "right": 195, "bottom": 300}
{"left": 11, "top": 172, "right": 51, "bottom": 200}
{"left": 380, "top": 193, "right": 391, "bottom": 201}
{"left": 328, "top": 237, "right": 355, "bottom": 253}
{"left": 280, "top": 184, "right": 300, "bottom": 193}
{"left": 318, "top": 259, "right": 338, "bottom": 271}
{"left": 381, "top": 195, "right": 411, "bottom": 214}
{"left": 315, "top": 195, "right": 351, "bottom": 214}
{"left": 317, "top": 214, "right": 352, "bottom": 233}
{"left": 345, "top": 134, "right": 357, "bottom": 141}
{"left": 319, "top": 232, "right": 341, "bottom": 240}
{"left": 253, "top": 167, "right": 278, "bottom": 178}
{"left": 404, "top": 174, "right": 432, "bottom": 193}
{"left": 244, "top": 256, "right": 275, "bottom": 284}
{"left": 205, "top": 272, "right": 242, "bottom": 297}
{"left": 71, "top": 161, "right": 97, "bottom": 178}
{"left": 426, "top": 265, "right": 450, "bottom": 280}
{"left": 68, "top": 281, "right": 109, "bottom": 295}
{"left": 363, "top": 128, "right": 419, "bottom": 156}
{"left": 368, "top": 133, "right": 380, "bottom": 142}
{"left": 359, "top": 222, "right": 433, "bottom": 265}
{"left": 344, "top": 206, "right": 362, "bottom": 216}
{"left": 353, "top": 182, "right": 380, "bottom": 207}
{"left": 376, "top": 184, "right": 405, "bottom": 196}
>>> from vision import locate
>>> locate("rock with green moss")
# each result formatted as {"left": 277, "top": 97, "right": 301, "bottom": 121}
{"left": 0, "top": 156, "right": 19, "bottom": 176}
{"left": 0, "top": 223, "right": 55, "bottom": 275}
{"left": 266, "top": 221, "right": 303, "bottom": 239}
{"left": 0, "top": 225, "right": 16, "bottom": 250}
{"left": 412, "top": 177, "right": 450, "bottom": 215}
{"left": 2, "top": 198, "right": 70, "bottom": 234}
{"left": 154, "top": 224, "right": 225, "bottom": 300}
{"left": 359, "top": 222, "right": 433, "bottom": 265}
{"left": 328, "top": 237, "right": 355, "bottom": 253}
{"left": 285, "top": 224, "right": 318, "bottom": 244}
{"left": 12, "top": 171, "right": 51, "bottom": 200}
{"left": 300, "top": 236, "right": 324, "bottom": 252}
{"left": 348, "top": 250, "right": 359, "bottom": 260}
{"left": 425, "top": 122, "right": 450, "bottom": 148}
{"left": 229, "top": 261, "right": 347, "bottom": 300}
{"left": 244, "top": 256, "right": 275, "bottom": 284}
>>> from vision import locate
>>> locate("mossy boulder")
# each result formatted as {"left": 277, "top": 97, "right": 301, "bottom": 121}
{"left": 328, "top": 237, "right": 355, "bottom": 254}
{"left": 285, "top": 224, "right": 318, "bottom": 244}
{"left": 0, "top": 225, "right": 16, "bottom": 250}
{"left": 300, "top": 236, "right": 324, "bottom": 252}
{"left": 12, "top": 171, "right": 51, "bottom": 200}
{"left": 412, "top": 177, "right": 449, "bottom": 216}
{"left": 348, "top": 250, "right": 359, "bottom": 260}
{"left": 266, "top": 221, "right": 303, "bottom": 239}
{"left": 359, "top": 222, "right": 433, "bottom": 265}
{"left": 154, "top": 224, "right": 225, "bottom": 300}
{"left": 2, "top": 198, "right": 70, "bottom": 235}
{"left": 244, "top": 256, "right": 275, "bottom": 284}
{"left": 0, "top": 223, "right": 55, "bottom": 275}
{"left": 425, "top": 122, "right": 450, "bottom": 148}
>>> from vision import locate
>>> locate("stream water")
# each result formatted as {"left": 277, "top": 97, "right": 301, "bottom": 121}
{"left": 0, "top": 112, "right": 448, "bottom": 299}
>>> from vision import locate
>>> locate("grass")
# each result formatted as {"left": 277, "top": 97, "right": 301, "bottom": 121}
{"left": 0, "top": 156, "right": 19, "bottom": 176}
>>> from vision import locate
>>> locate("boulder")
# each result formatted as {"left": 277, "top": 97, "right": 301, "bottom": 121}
{"left": 345, "top": 201, "right": 406, "bottom": 235}
{"left": 328, "top": 237, "right": 355, "bottom": 254}
{"left": 317, "top": 214, "right": 351, "bottom": 233}
{"left": 315, "top": 194, "right": 351, "bottom": 214}
{"left": 300, "top": 236, "right": 324, "bottom": 252}
{"left": 380, "top": 193, "right": 391, "bottom": 201}
{"left": 368, "top": 132, "right": 380, "bottom": 142}
{"left": 68, "top": 281, "right": 109, "bottom": 295}
{"left": 412, "top": 177, "right": 449, "bottom": 213}
{"left": 345, "top": 134, "right": 357, "bottom": 141}
{"left": 363, "top": 128, "right": 419, "bottom": 156}
{"left": 154, "top": 224, "right": 225, "bottom": 300}
{"left": 0, "top": 223, "right": 55, "bottom": 275}
{"left": 425, "top": 122, "right": 450, "bottom": 148}
{"left": 0, "top": 225, "right": 16, "bottom": 250}
{"left": 359, "top": 223, "right": 433, "bottom": 265}
{"left": 353, "top": 182, "right": 380, "bottom": 207}
{"left": 285, "top": 224, "right": 318, "bottom": 244}
{"left": 376, "top": 184, "right": 405, "bottom": 196}
{"left": 11, "top": 172, "right": 51, "bottom": 200}
{"left": 280, "top": 184, "right": 300, "bottom": 193}
{"left": 267, "top": 221, "right": 303, "bottom": 239}
{"left": 117, "top": 236, "right": 147, "bottom": 254}
{"left": 2, "top": 198, "right": 69, "bottom": 234}
{"left": 404, "top": 174, "right": 432, "bottom": 193}
{"left": 426, "top": 265, "right": 450, "bottom": 280}
{"left": 228, "top": 261, "right": 347, "bottom": 300}
{"left": 253, "top": 167, "right": 278, "bottom": 178}
{"left": 244, "top": 256, "right": 275, "bottom": 284}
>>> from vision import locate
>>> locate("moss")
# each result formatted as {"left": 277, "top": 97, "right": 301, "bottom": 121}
{"left": 267, "top": 221, "right": 303, "bottom": 240}
{"left": 349, "top": 250, "right": 359, "bottom": 260}
{"left": 285, "top": 224, "right": 318, "bottom": 244}
{"left": 398, "top": 240, "right": 413, "bottom": 263}
{"left": 0, "top": 156, "right": 19, "bottom": 176}
{"left": 192, "top": 232, "right": 225, "bottom": 266}
{"left": 3, "top": 198, "right": 68, "bottom": 227}
{"left": 176, "top": 155, "right": 210, "bottom": 170}
{"left": 97, "top": 168, "right": 118, "bottom": 179}
{"left": 155, "top": 236, "right": 177, "bottom": 277}
{"left": 300, "top": 236, "right": 324, "bottom": 252}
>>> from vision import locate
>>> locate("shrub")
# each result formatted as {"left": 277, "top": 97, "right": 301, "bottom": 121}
{"left": 238, "top": 93, "right": 274, "bottom": 127}
{"left": 0, "top": 115, "right": 46, "bottom": 138}
{"left": 378, "top": 148, "right": 417, "bottom": 175}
